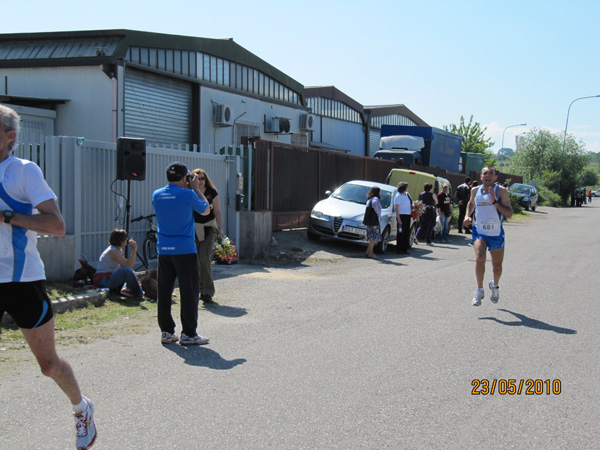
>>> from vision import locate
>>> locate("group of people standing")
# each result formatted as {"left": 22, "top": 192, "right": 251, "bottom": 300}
{"left": 398, "top": 181, "right": 454, "bottom": 247}
{"left": 573, "top": 187, "right": 593, "bottom": 207}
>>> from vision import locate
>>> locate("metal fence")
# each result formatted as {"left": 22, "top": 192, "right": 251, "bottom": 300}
{"left": 253, "top": 140, "right": 397, "bottom": 230}
{"left": 15, "top": 134, "right": 241, "bottom": 268}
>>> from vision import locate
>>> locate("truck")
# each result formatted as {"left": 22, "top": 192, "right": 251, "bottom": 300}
{"left": 374, "top": 125, "right": 462, "bottom": 173}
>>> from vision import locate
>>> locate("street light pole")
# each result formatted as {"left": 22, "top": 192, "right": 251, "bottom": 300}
{"left": 561, "top": 95, "right": 600, "bottom": 154}
{"left": 559, "top": 95, "right": 600, "bottom": 199}
{"left": 501, "top": 123, "right": 527, "bottom": 149}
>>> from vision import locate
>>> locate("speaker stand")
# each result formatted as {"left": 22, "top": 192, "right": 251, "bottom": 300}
{"left": 124, "top": 180, "right": 132, "bottom": 258}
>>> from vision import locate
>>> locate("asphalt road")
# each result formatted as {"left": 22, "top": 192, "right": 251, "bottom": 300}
{"left": 1, "top": 205, "right": 599, "bottom": 449}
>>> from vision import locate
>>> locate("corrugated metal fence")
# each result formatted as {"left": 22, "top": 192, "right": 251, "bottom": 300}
{"left": 15, "top": 134, "right": 241, "bottom": 267}
{"left": 254, "top": 140, "right": 397, "bottom": 230}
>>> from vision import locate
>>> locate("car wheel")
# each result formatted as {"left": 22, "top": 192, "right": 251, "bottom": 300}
{"left": 531, "top": 205, "right": 536, "bottom": 211}
{"left": 375, "top": 226, "right": 390, "bottom": 254}
{"left": 307, "top": 229, "right": 321, "bottom": 241}
{"left": 409, "top": 223, "right": 418, "bottom": 248}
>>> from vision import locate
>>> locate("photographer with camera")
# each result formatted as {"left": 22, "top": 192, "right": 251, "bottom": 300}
{"left": 152, "top": 162, "right": 210, "bottom": 346}
{"left": 93, "top": 228, "right": 144, "bottom": 297}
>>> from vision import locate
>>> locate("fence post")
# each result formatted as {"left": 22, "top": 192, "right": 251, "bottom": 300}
{"left": 247, "top": 144, "right": 253, "bottom": 211}
{"left": 226, "top": 155, "right": 241, "bottom": 253}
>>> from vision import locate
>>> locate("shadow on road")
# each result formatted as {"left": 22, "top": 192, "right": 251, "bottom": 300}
{"left": 479, "top": 309, "right": 577, "bottom": 334}
{"left": 202, "top": 302, "right": 248, "bottom": 318}
{"left": 163, "top": 344, "right": 247, "bottom": 369}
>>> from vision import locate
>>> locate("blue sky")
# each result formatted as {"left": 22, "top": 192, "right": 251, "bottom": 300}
{"left": 5, "top": 0, "right": 600, "bottom": 152}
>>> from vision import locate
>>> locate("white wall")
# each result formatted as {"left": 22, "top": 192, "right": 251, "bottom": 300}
{"left": 2, "top": 66, "right": 115, "bottom": 142}
{"left": 318, "top": 116, "right": 366, "bottom": 156}
{"left": 199, "top": 86, "right": 309, "bottom": 153}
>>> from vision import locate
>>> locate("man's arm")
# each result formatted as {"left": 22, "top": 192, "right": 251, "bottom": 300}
{"left": 490, "top": 186, "right": 513, "bottom": 219}
{"left": 1, "top": 198, "right": 66, "bottom": 236}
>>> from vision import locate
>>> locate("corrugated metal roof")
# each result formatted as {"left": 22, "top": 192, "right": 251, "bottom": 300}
{"left": 0, "top": 30, "right": 304, "bottom": 97}
{"left": 0, "top": 37, "right": 121, "bottom": 60}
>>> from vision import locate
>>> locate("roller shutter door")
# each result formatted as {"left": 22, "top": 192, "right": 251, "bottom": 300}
{"left": 369, "top": 129, "right": 381, "bottom": 157}
{"left": 124, "top": 68, "right": 191, "bottom": 145}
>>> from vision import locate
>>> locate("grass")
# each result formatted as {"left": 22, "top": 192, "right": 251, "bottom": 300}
{"left": 0, "top": 288, "right": 180, "bottom": 370}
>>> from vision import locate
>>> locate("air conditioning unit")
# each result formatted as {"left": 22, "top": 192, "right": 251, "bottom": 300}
{"left": 299, "top": 113, "right": 315, "bottom": 131}
{"left": 265, "top": 117, "right": 291, "bottom": 134}
{"left": 213, "top": 104, "right": 233, "bottom": 127}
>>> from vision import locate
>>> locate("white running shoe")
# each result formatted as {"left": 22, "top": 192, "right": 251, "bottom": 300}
{"left": 74, "top": 397, "right": 97, "bottom": 450}
{"left": 180, "top": 333, "right": 210, "bottom": 346}
{"left": 472, "top": 287, "right": 484, "bottom": 306}
{"left": 489, "top": 281, "right": 500, "bottom": 304}
{"left": 161, "top": 332, "right": 179, "bottom": 344}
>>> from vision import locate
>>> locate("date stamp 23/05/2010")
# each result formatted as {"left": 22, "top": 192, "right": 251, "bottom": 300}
{"left": 471, "top": 379, "right": 561, "bottom": 396}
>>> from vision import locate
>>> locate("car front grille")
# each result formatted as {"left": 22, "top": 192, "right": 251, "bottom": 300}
{"left": 333, "top": 217, "right": 343, "bottom": 233}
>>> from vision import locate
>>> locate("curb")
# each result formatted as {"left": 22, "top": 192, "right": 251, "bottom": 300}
{"left": 1, "top": 290, "right": 107, "bottom": 328}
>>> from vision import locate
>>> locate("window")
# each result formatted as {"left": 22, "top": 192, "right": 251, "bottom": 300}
{"left": 210, "top": 56, "right": 217, "bottom": 83}
{"left": 223, "top": 60, "right": 229, "bottom": 87}
{"left": 217, "top": 58, "right": 224, "bottom": 85}
{"left": 203, "top": 54, "right": 210, "bottom": 81}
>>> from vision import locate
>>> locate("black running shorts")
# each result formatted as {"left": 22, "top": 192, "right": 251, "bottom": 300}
{"left": 0, "top": 280, "right": 54, "bottom": 329}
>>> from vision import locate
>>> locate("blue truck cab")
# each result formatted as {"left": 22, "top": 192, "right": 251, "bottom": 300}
{"left": 377, "top": 125, "right": 462, "bottom": 173}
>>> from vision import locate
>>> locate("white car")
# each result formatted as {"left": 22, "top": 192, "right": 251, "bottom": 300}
{"left": 307, "top": 180, "right": 402, "bottom": 253}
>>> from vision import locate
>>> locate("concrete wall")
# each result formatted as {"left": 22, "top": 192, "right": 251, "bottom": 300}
{"left": 38, "top": 234, "right": 76, "bottom": 281}
{"left": 3, "top": 66, "right": 115, "bottom": 142}
{"left": 238, "top": 211, "right": 272, "bottom": 260}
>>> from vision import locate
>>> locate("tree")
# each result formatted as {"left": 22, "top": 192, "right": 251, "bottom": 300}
{"left": 579, "top": 167, "right": 599, "bottom": 187}
{"left": 508, "top": 128, "right": 589, "bottom": 202}
{"left": 444, "top": 115, "right": 496, "bottom": 166}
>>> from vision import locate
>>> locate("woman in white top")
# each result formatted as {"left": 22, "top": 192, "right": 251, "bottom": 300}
{"left": 394, "top": 181, "right": 412, "bottom": 254}
{"left": 93, "top": 228, "right": 144, "bottom": 297}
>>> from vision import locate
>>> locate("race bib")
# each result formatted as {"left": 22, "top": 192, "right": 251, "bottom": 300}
{"left": 479, "top": 220, "right": 500, "bottom": 236}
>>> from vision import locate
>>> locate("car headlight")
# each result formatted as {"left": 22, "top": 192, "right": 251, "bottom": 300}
{"left": 311, "top": 210, "right": 330, "bottom": 221}
{"left": 523, "top": 196, "right": 530, "bottom": 201}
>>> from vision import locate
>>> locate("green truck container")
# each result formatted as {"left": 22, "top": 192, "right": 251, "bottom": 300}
{"left": 460, "top": 152, "right": 485, "bottom": 175}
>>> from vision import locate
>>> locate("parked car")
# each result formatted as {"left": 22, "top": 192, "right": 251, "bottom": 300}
{"left": 593, "top": 189, "right": 600, "bottom": 197}
{"left": 308, "top": 180, "right": 413, "bottom": 253}
{"left": 509, "top": 183, "right": 538, "bottom": 211}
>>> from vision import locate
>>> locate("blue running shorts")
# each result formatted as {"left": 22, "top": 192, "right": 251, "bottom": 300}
{"left": 471, "top": 224, "right": 505, "bottom": 250}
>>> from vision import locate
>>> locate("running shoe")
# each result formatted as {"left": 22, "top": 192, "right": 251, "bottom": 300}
{"left": 74, "top": 397, "right": 97, "bottom": 450}
{"left": 179, "top": 333, "right": 210, "bottom": 346}
{"left": 489, "top": 281, "right": 500, "bottom": 304}
{"left": 161, "top": 332, "right": 179, "bottom": 344}
{"left": 472, "top": 287, "right": 484, "bottom": 306}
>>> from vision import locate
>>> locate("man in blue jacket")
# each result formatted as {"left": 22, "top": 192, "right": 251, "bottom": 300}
{"left": 152, "top": 162, "right": 210, "bottom": 345}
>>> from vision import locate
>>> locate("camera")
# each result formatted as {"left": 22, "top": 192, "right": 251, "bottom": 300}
{"left": 186, "top": 174, "right": 193, "bottom": 182}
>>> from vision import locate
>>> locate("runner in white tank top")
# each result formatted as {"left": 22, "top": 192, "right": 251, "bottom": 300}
{"left": 463, "top": 166, "right": 513, "bottom": 306}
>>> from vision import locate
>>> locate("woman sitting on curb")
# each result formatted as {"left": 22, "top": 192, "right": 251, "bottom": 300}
{"left": 93, "top": 228, "right": 144, "bottom": 297}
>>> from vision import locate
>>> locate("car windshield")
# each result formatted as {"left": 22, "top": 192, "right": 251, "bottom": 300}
{"left": 511, "top": 185, "right": 532, "bottom": 195}
{"left": 331, "top": 183, "right": 392, "bottom": 208}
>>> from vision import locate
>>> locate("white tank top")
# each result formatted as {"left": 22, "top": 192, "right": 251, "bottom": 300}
{"left": 474, "top": 185, "right": 503, "bottom": 237}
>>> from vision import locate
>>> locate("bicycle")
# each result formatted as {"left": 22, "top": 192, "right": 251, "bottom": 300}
{"left": 131, "top": 214, "right": 157, "bottom": 270}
